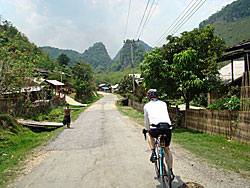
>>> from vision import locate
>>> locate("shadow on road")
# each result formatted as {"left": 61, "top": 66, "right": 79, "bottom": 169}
{"left": 28, "top": 126, "right": 59, "bottom": 133}
{"left": 155, "top": 175, "right": 184, "bottom": 188}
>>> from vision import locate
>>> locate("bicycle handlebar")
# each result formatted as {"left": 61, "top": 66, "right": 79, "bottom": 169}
{"left": 142, "top": 129, "right": 148, "bottom": 140}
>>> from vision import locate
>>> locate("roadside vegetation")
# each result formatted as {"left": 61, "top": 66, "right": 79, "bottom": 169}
{"left": 0, "top": 94, "right": 102, "bottom": 187}
{"left": 27, "top": 94, "right": 102, "bottom": 122}
{"left": 0, "top": 113, "right": 63, "bottom": 187}
{"left": 116, "top": 101, "right": 250, "bottom": 179}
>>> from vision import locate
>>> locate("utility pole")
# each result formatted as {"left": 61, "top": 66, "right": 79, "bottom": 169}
{"left": 124, "top": 39, "right": 138, "bottom": 96}
{"left": 130, "top": 40, "right": 135, "bottom": 95}
{"left": 60, "top": 67, "right": 62, "bottom": 83}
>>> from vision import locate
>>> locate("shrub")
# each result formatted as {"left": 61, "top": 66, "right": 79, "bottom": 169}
{"left": 207, "top": 95, "right": 240, "bottom": 111}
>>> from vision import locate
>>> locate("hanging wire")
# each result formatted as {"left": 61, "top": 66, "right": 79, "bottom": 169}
{"left": 157, "top": 0, "right": 207, "bottom": 46}
{"left": 124, "top": 0, "right": 132, "bottom": 41}
{"left": 134, "top": 0, "right": 151, "bottom": 39}
{"left": 154, "top": 0, "right": 203, "bottom": 46}
{"left": 137, "top": 0, "right": 159, "bottom": 40}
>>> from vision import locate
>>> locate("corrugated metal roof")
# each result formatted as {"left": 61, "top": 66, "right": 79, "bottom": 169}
{"left": 45, "top": 80, "right": 65, "bottom": 86}
{"left": 101, "top": 87, "right": 110, "bottom": 90}
{"left": 111, "top": 84, "right": 119, "bottom": 89}
{"left": 3, "top": 85, "right": 45, "bottom": 94}
{"left": 219, "top": 60, "right": 244, "bottom": 83}
{"left": 129, "top": 74, "right": 141, "bottom": 79}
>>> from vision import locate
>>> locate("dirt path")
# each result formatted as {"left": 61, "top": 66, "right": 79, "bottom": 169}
{"left": 10, "top": 93, "right": 250, "bottom": 188}
{"left": 65, "top": 95, "right": 87, "bottom": 106}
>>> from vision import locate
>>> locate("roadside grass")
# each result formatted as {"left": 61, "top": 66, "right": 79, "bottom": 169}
{"left": 0, "top": 94, "right": 102, "bottom": 187}
{"left": 27, "top": 94, "right": 102, "bottom": 123}
{"left": 172, "top": 128, "right": 250, "bottom": 178}
{"left": 116, "top": 101, "right": 250, "bottom": 179}
{"left": 28, "top": 104, "right": 84, "bottom": 123}
{"left": 0, "top": 113, "right": 63, "bottom": 187}
{"left": 116, "top": 104, "right": 144, "bottom": 125}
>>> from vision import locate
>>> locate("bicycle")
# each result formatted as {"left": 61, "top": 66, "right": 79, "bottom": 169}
{"left": 143, "top": 128, "right": 172, "bottom": 188}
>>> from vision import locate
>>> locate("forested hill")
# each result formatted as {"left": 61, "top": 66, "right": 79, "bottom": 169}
{"left": 79, "top": 42, "right": 112, "bottom": 73}
{"left": 107, "top": 40, "right": 153, "bottom": 72}
{"left": 42, "top": 42, "right": 111, "bottom": 72}
{"left": 112, "top": 40, "right": 152, "bottom": 61}
{"left": 199, "top": 0, "right": 250, "bottom": 46}
{"left": 42, "top": 46, "right": 82, "bottom": 65}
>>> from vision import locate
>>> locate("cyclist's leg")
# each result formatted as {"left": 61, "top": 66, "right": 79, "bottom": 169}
{"left": 148, "top": 130, "right": 158, "bottom": 162}
{"left": 147, "top": 133, "right": 156, "bottom": 150}
{"left": 164, "top": 129, "right": 174, "bottom": 181}
{"left": 165, "top": 147, "right": 173, "bottom": 169}
{"left": 164, "top": 129, "right": 172, "bottom": 168}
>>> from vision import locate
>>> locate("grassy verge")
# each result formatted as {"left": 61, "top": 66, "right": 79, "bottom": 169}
{"left": 116, "top": 101, "right": 250, "bottom": 179}
{"left": 27, "top": 94, "right": 102, "bottom": 122}
{"left": 0, "top": 114, "right": 63, "bottom": 187}
{"left": 0, "top": 94, "right": 102, "bottom": 187}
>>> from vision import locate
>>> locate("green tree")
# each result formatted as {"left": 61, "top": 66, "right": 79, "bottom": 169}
{"left": 173, "top": 48, "right": 203, "bottom": 109}
{"left": 72, "top": 61, "right": 95, "bottom": 102}
{"left": 57, "top": 53, "right": 70, "bottom": 67}
{"left": 117, "top": 75, "right": 133, "bottom": 97}
{"left": 140, "top": 47, "right": 176, "bottom": 97}
{"left": 141, "top": 26, "right": 226, "bottom": 108}
{"left": 0, "top": 19, "right": 54, "bottom": 109}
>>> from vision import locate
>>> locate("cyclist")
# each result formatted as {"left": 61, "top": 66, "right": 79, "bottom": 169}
{"left": 143, "top": 89, "right": 174, "bottom": 179}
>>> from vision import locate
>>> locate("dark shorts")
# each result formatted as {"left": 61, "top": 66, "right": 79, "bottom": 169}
{"left": 149, "top": 128, "right": 172, "bottom": 147}
{"left": 64, "top": 115, "right": 71, "bottom": 124}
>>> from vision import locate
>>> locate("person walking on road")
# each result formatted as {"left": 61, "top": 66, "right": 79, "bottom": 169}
{"left": 143, "top": 89, "right": 175, "bottom": 179}
{"left": 64, "top": 103, "right": 71, "bottom": 128}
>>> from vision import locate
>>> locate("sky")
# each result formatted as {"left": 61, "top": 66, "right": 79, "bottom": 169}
{"left": 0, "top": 0, "right": 235, "bottom": 58}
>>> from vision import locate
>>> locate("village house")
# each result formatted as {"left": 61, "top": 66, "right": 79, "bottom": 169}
{"left": 98, "top": 84, "right": 112, "bottom": 92}
{"left": 211, "top": 38, "right": 250, "bottom": 110}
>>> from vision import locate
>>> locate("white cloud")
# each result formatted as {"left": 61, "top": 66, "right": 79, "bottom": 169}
{"left": 0, "top": 0, "right": 236, "bottom": 58}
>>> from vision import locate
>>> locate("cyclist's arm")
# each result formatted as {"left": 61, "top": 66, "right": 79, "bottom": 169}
{"left": 144, "top": 107, "right": 150, "bottom": 130}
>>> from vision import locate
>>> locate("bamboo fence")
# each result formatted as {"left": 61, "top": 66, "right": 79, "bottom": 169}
{"left": 128, "top": 100, "right": 250, "bottom": 143}
{"left": 186, "top": 109, "right": 250, "bottom": 143}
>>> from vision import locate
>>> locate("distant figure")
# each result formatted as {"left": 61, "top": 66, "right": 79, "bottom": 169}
{"left": 64, "top": 103, "right": 71, "bottom": 128}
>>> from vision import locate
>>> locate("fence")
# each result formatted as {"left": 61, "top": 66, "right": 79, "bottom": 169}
{"left": 128, "top": 99, "right": 250, "bottom": 143}
{"left": 240, "top": 72, "right": 250, "bottom": 111}
{"left": 0, "top": 97, "right": 65, "bottom": 117}
{"left": 128, "top": 99, "right": 185, "bottom": 126}
{"left": 186, "top": 109, "right": 249, "bottom": 143}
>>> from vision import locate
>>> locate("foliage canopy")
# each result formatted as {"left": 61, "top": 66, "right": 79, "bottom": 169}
{"left": 141, "top": 26, "right": 226, "bottom": 108}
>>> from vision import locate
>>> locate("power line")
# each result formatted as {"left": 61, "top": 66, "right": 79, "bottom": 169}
{"left": 157, "top": 0, "right": 204, "bottom": 46}
{"left": 137, "top": 0, "right": 159, "bottom": 40}
{"left": 135, "top": 0, "right": 151, "bottom": 39}
{"left": 153, "top": 0, "right": 198, "bottom": 46}
{"left": 158, "top": 0, "right": 207, "bottom": 46}
{"left": 171, "top": 0, "right": 207, "bottom": 36}
{"left": 124, "top": 0, "right": 132, "bottom": 41}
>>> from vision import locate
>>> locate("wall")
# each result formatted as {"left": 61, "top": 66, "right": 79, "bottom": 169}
{"left": 0, "top": 97, "right": 65, "bottom": 117}
{"left": 186, "top": 109, "right": 250, "bottom": 143}
{"left": 128, "top": 99, "right": 250, "bottom": 143}
{"left": 128, "top": 99, "right": 184, "bottom": 126}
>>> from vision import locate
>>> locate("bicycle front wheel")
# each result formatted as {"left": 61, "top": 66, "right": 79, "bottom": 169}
{"left": 161, "top": 151, "right": 171, "bottom": 188}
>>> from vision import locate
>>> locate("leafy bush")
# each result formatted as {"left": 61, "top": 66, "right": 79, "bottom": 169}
{"left": 207, "top": 95, "right": 240, "bottom": 111}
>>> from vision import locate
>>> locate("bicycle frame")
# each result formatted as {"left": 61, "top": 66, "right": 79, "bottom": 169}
{"left": 142, "top": 129, "right": 171, "bottom": 188}
{"left": 156, "top": 136, "right": 166, "bottom": 176}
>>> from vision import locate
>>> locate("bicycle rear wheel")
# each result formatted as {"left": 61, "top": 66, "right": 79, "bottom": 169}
{"left": 154, "top": 148, "right": 160, "bottom": 178}
{"left": 161, "top": 151, "right": 171, "bottom": 188}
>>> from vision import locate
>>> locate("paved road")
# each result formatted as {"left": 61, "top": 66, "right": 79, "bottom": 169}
{"left": 12, "top": 93, "right": 162, "bottom": 188}
{"left": 12, "top": 93, "right": 250, "bottom": 188}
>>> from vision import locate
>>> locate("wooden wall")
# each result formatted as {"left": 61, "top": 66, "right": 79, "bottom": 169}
{"left": 128, "top": 99, "right": 250, "bottom": 143}
{"left": 186, "top": 109, "right": 250, "bottom": 143}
